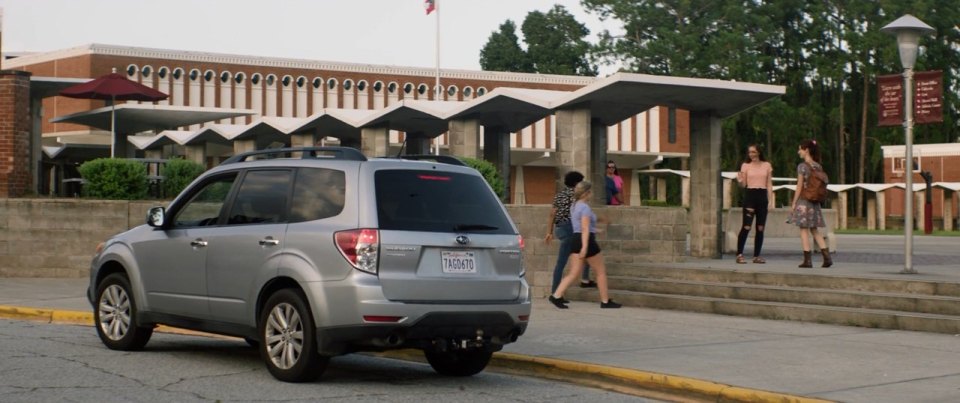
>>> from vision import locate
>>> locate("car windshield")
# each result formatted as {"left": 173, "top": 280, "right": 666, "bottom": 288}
{"left": 375, "top": 170, "right": 514, "bottom": 234}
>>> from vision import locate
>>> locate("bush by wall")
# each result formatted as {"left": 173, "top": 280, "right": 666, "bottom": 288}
{"left": 461, "top": 157, "right": 506, "bottom": 199}
{"left": 161, "top": 158, "right": 205, "bottom": 198}
{"left": 78, "top": 158, "right": 149, "bottom": 200}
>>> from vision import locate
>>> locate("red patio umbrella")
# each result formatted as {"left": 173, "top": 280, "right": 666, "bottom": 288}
{"left": 60, "top": 68, "right": 169, "bottom": 158}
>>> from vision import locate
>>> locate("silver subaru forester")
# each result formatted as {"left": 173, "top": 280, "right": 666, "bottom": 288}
{"left": 87, "top": 147, "right": 531, "bottom": 382}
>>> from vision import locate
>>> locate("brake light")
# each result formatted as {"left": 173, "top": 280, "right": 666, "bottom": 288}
{"left": 417, "top": 174, "right": 451, "bottom": 181}
{"left": 335, "top": 229, "right": 379, "bottom": 274}
{"left": 518, "top": 235, "right": 524, "bottom": 250}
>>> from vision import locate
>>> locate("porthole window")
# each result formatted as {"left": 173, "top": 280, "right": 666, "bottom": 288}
{"left": 266, "top": 74, "right": 276, "bottom": 86}
{"left": 327, "top": 78, "right": 338, "bottom": 90}
{"left": 204, "top": 70, "right": 215, "bottom": 82}
{"left": 447, "top": 85, "right": 457, "bottom": 97}
{"left": 343, "top": 79, "right": 353, "bottom": 91}
{"left": 463, "top": 86, "right": 473, "bottom": 97}
{"left": 388, "top": 82, "right": 398, "bottom": 93}
{"left": 416, "top": 84, "right": 427, "bottom": 95}
{"left": 220, "top": 71, "right": 231, "bottom": 83}
{"left": 126, "top": 65, "right": 138, "bottom": 77}
{"left": 296, "top": 76, "right": 306, "bottom": 88}
{"left": 312, "top": 77, "right": 322, "bottom": 89}
{"left": 373, "top": 81, "right": 383, "bottom": 92}
{"left": 477, "top": 87, "right": 487, "bottom": 96}
{"left": 172, "top": 68, "right": 184, "bottom": 80}
{"left": 281, "top": 75, "right": 292, "bottom": 87}
{"left": 357, "top": 80, "right": 367, "bottom": 91}
{"left": 158, "top": 67, "right": 169, "bottom": 79}
{"left": 235, "top": 72, "right": 246, "bottom": 84}
{"left": 251, "top": 73, "right": 262, "bottom": 85}
{"left": 141, "top": 65, "right": 153, "bottom": 78}
{"left": 403, "top": 83, "right": 413, "bottom": 94}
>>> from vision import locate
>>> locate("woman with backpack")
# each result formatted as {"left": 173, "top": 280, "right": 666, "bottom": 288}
{"left": 790, "top": 139, "right": 833, "bottom": 268}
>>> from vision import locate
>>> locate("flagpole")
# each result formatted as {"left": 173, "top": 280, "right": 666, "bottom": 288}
{"left": 433, "top": 0, "right": 441, "bottom": 155}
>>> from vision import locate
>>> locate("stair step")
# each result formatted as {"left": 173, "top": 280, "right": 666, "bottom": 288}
{"left": 607, "top": 276, "right": 960, "bottom": 316}
{"left": 607, "top": 265, "right": 960, "bottom": 297}
{"left": 565, "top": 288, "right": 960, "bottom": 334}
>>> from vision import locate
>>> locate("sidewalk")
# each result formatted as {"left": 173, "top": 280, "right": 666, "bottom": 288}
{"left": 2, "top": 234, "right": 960, "bottom": 402}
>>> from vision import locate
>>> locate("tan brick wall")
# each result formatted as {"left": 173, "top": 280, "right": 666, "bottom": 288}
{"left": 0, "top": 200, "right": 688, "bottom": 285}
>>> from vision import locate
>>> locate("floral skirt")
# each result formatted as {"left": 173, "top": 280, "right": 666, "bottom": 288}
{"left": 791, "top": 199, "right": 826, "bottom": 228}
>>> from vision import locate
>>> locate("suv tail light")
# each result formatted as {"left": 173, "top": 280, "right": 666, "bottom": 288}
{"left": 335, "top": 229, "right": 379, "bottom": 274}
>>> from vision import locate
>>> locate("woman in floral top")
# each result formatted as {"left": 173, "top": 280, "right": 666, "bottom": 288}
{"left": 544, "top": 171, "right": 594, "bottom": 294}
{"left": 790, "top": 139, "right": 832, "bottom": 268}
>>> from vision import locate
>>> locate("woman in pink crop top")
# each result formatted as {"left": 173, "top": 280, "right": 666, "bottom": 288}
{"left": 735, "top": 144, "right": 774, "bottom": 264}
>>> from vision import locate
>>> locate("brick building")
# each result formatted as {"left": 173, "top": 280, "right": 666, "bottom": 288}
{"left": 882, "top": 143, "right": 960, "bottom": 220}
{"left": 0, "top": 44, "right": 692, "bottom": 202}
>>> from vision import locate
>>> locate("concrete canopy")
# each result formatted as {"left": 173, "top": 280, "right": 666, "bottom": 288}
{"left": 128, "top": 132, "right": 180, "bottom": 150}
{"left": 358, "top": 100, "right": 457, "bottom": 137}
{"left": 42, "top": 144, "right": 109, "bottom": 160}
{"left": 554, "top": 72, "right": 786, "bottom": 125}
{"left": 175, "top": 125, "right": 242, "bottom": 145}
{"left": 446, "top": 87, "right": 566, "bottom": 132}
{"left": 31, "top": 76, "right": 89, "bottom": 99}
{"left": 289, "top": 109, "right": 371, "bottom": 141}
{"left": 50, "top": 104, "right": 254, "bottom": 134}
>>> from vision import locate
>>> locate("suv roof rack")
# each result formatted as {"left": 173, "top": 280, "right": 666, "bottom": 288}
{"left": 382, "top": 154, "right": 467, "bottom": 166}
{"left": 221, "top": 146, "right": 367, "bottom": 165}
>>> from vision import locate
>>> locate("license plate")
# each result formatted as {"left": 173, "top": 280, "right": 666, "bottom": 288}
{"left": 441, "top": 250, "right": 477, "bottom": 274}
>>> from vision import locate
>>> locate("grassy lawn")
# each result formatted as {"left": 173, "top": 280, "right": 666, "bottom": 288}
{"left": 837, "top": 228, "right": 960, "bottom": 237}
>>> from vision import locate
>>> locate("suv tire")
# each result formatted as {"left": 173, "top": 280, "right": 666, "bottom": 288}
{"left": 258, "top": 288, "right": 328, "bottom": 382}
{"left": 424, "top": 348, "right": 493, "bottom": 376}
{"left": 94, "top": 273, "right": 153, "bottom": 350}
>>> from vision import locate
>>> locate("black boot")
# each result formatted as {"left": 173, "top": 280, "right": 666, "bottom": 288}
{"left": 821, "top": 248, "right": 833, "bottom": 268}
{"left": 798, "top": 251, "right": 812, "bottom": 268}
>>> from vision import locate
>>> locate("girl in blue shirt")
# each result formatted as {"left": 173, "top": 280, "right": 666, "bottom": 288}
{"left": 548, "top": 181, "right": 621, "bottom": 309}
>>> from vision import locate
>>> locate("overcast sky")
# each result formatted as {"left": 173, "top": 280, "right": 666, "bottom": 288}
{"left": 0, "top": 0, "right": 622, "bottom": 75}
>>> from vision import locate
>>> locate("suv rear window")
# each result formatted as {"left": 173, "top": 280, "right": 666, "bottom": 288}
{"left": 375, "top": 170, "right": 514, "bottom": 234}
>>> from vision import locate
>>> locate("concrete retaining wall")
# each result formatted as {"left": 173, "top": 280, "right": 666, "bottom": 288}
{"left": 0, "top": 200, "right": 689, "bottom": 296}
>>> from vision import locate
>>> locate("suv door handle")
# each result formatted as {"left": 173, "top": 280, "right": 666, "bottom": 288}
{"left": 259, "top": 237, "right": 280, "bottom": 246}
{"left": 190, "top": 239, "right": 208, "bottom": 248}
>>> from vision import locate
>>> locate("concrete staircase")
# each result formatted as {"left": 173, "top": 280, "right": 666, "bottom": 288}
{"left": 566, "top": 266, "right": 960, "bottom": 334}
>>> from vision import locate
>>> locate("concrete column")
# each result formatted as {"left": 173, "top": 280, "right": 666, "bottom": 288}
{"left": 945, "top": 190, "right": 956, "bottom": 231}
{"left": 448, "top": 119, "right": 480, "bottom": 159}
{"left": 629, "top": 170, "right": 642, "bottom": 206}
{"left": 185, "top": 144, "right": 206, "bottom": 166}
{"left": 406, "top": 135, "right": 431, "bottom": 155}
{"left": 878, "top": 190, "right": 887, "bottom": 230}
{"left": 915, "top": 191, "right": 924, "bottom": 231}
{"left": 867, "top": 196, "right": 877, "bottom": 230}
{"left": 145, "top": 149, "right": 162, "bottom": 160}
{"left": 681, "top": 177, "right": 690, "bottom": 207}
{"left": 361, "top": 126, "right": 388, "bottom": 158}
{"left": 838, "top": 191, "right": 848, "bottom": 230}
{"left": 483, "top": 126, "right": 511, "bottom": 201}
{"left": 514, "top": 165, "right": 526, "bottom": 204}
{"left": 722, "top": 178, "right": 733, "bottom": 209}
{"left": 554, "top": 108, "right": 591, "bottom": 193}
{"left": 589, "top": 118, "right": 608, "bottom": 205}
{"left": 656, "top": 177, "right": 667, "bottom": 201}
{"left": 233, "top": 139, "right": 256, "bottom": 156}
{"left": 688, "top": 113, "right": 723, "bottom": 258}
{"left": 290, "top": 132, "right": 315, "bottom": 148}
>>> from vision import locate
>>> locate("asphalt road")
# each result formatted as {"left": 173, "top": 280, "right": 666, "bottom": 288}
{"left": 0, "top": 319, "right": 652, "bottom": 403}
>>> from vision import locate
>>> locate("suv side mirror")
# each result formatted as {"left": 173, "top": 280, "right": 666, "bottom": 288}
{"left": 146, "top": 207, "right": 166, "bottom": 227}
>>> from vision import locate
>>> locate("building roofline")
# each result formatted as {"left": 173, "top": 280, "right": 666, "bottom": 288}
{"left": 3, "top": 43, "right": 597, "bottom": 86}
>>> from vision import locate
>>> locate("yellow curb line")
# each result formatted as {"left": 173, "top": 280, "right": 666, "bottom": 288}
{"left": 1, "top": 305, "right": 832, "bottom": 402}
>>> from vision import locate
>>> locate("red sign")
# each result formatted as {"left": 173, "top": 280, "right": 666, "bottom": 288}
{"left": 877, "top": 74, "right": 903, "bottom": 127}
{"left": 914, "top": 70, "right": 943, "bottom": 124}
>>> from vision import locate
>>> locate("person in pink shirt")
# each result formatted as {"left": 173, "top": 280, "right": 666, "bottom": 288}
{"left": 735, "top": 144, "right": 775, "bottom": 264}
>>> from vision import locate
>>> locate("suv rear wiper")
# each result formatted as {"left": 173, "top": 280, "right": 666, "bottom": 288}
{"left": 453, "top": 224, "right": 499, "bottom": 231}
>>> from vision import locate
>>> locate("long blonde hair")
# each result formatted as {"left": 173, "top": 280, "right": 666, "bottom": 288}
{"left": 573, "top": 181, "right": 592, "bottom": 201}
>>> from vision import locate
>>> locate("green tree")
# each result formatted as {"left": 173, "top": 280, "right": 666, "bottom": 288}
{"left": 521, "top": 5, "right": 598, "bottom": 76}
{"left": 479, "top": 20, "right": 533, "bottom": 73}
